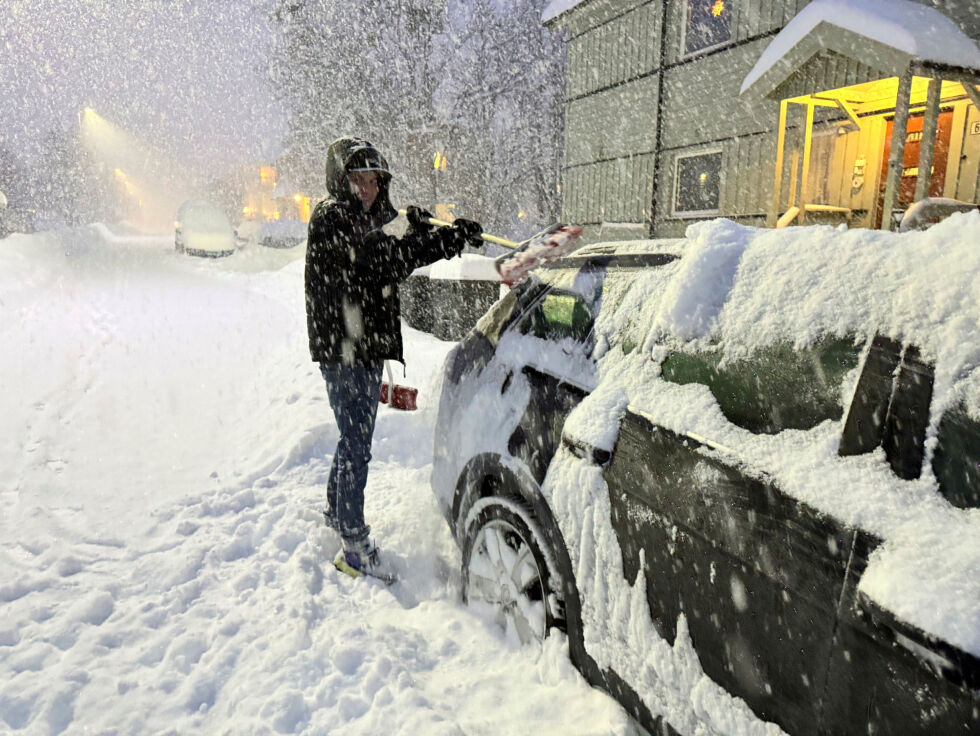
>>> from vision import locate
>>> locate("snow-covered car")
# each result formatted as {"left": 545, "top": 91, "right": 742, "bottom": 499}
{"left": 233, "top": 219, "right": 262, "bottom": 249}
{"left": 432, "top": 215, "right": 980, "bottom": 736}
{"left": 174, "top": 200, "right": 235, "bottom": 258}
{"left": 258, "top": 218, "right": 306, "bottom": 249}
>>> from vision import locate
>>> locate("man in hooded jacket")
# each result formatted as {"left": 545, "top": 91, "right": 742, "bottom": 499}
{"left": 305, "top": 136, "right": 481, "bottom": 581}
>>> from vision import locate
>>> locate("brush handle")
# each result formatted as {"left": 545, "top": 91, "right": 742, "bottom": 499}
{"left": 397, "top": 209, "right": 517, "bottom": 249}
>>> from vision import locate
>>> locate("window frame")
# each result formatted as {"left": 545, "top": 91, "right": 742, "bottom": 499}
{"left": 659, "top": 336, "right": 865, "bottom": 436}
{"left": 515, "top": 287, "right": 597, "bottom": 346}
{"left": 679, "top": 0, "right": 736, "bottom": 60}
{"left": 671, "top": 146, "right": 725, "bottom": 219}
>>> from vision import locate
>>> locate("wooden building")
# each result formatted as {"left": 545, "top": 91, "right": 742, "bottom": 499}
{"left": 543, "top": 0, "right": 980, "bottom": 240}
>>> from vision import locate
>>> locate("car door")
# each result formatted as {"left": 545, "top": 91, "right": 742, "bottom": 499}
{"left": 824, "top": 347, "right": 980, "bottom": 734}
{"left": 603, "top": 336, "right": 865, "bottom": 735}
{"left": 504, "top": 285, "right": 599, "bottom": 484}
{"left": 606, "top": 412, "right": 853, "bottom": 736}
{"left": 824, "top": 533, "right": 980, "bottom": 735}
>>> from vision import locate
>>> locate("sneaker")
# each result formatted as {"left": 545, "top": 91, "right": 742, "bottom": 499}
{"left": 322, "top": 508, "right": 340, "bottom": 532}
{"left": 333, "top": 539, "right": 397, "bottom": 585}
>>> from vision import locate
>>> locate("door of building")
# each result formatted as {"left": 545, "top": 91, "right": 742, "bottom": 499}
{"left": 876, "top": 110, "right": 953, "bottom": 227}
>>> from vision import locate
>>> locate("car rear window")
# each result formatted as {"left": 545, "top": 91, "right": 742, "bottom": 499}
{"left": 661, "top": 336, "right": 863, "bottom": 434}
{"left": 932, "top": 404, "right": 980, "bottom": 509}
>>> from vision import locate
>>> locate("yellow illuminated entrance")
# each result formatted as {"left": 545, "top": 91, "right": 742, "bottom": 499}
{"left": 770, "top": 77, "right": 980, "bottom": 229}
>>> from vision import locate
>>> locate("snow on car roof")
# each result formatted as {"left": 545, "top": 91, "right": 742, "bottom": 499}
{"left": 562, "top": 211, "right": 980, "bottom": 655}
{"left": 575, "top": 238, "right": 685, "bottom": 257}
{"left": 651, "top": 213, "right": 980, "bottom": 418}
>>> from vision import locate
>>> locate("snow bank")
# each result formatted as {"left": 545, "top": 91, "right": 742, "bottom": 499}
{"left": 427, "top": 253, "right": 500, "bottom": 281}
{"left": 0, "top": 228, "right": 637, "bottom": 736}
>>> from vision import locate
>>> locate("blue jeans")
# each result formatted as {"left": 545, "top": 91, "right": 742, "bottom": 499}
{"left": 319, "top": 361, "right": 384, "bottom": 544}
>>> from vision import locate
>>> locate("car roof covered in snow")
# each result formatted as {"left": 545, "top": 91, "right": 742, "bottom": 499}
{"left": 556, "top": 213, "right": 980, "bottom": 655}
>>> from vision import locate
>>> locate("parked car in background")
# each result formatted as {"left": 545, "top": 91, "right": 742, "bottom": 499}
{"left": 258, "top": 218, "right": 306, "bottom": 249}
{"left": 233, "top": 219, "right": 262, "bottom": 250}
{"left": 432, "top": 216, "right": 980, "bottom": 736}
{"left": 174, "top": 201, "right": 235, "bottom": 258}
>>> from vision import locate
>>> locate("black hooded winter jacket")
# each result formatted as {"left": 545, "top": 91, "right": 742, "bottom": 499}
{"left": 304, "top": 137, "right": 464, "bottom": 365}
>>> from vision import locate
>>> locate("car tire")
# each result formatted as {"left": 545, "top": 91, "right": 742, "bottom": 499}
{"left": 461, "top": 496, "right": 566, "bottom": 646}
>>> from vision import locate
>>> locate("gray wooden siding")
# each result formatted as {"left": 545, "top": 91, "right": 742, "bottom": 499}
{"left": 659, "top": 36, "right": 776, "bottom": 149}
{"left": 772, "top": 50, "right": 882, "bottom": 100}
{"left": 564, "top": 153, "right": 655, "bottom": 225}
{"left": 664, "top": 0, "right": 811, "bottom": 66}
{"left": 566, "top": 0, "right": 651, "bottom": 39}
{"left": 566, "top": 74, "right": 660, "bottom": 166}
{"left": 651, "top": 134, "right": 776, "bottom": 225}
{"left": 567, "top": 2, "right": 660, "bottom": 98}
{"left": 557, "top": 0, "right": 980, "bottom": 240}
{"left": 720, "top": 133, "right": 775, "bottom": 215}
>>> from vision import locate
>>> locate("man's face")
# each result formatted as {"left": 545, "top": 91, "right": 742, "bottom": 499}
{"left": 348, "top": 170, "right": 380, "bottom": 212}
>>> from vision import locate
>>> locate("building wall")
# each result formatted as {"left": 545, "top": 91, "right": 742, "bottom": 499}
{"left": 554, "top": 0, "right": 980, "bottom": 240}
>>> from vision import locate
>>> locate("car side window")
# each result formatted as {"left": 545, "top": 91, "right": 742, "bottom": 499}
{"left": 931, "top": 404, "right": 980, "bottom": 509}
{"left": 517, "top": 290, "right": 595, "bottom": 344}
{"left": 661, "top": 336, "right": 863, "bottom": 434}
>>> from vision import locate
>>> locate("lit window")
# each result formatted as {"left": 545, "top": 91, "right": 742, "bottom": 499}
{"left": 673, "top": 150, "right": 723, "bottom": 217}
{"left": 684, "top": 0, "right": 733, "bottom": 56}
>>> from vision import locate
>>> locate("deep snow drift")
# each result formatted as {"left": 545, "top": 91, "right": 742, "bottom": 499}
{"left": 0, "top": 228, "right": 637, "bottom": 735}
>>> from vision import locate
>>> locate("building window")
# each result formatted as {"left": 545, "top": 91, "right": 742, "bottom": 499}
{"left": 673, "top": 149, "right": 723, "bottom": 217}
{"left": 683, "top": 0, "right": 733, "bottom": 57}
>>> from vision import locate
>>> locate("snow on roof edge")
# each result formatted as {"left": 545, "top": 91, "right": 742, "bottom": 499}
{"left": 542, "top": 0, "right": 587, "bottom": 24}
{"left": 741, "top": 0, "right": 980, "bottom": 95}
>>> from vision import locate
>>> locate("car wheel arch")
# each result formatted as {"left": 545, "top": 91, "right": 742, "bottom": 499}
{"left": 452, "top": 454, "right": 577, "bottom": 605}
{"left": 452, "top": 453, "right": 667, "bottom": 731}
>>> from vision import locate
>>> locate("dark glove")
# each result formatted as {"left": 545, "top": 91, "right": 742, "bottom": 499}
{"left": 405, "top": 205, "right": 435, "bottom": 234}
{"left": 452, "top": 218, "right": 483, "bottom": 245}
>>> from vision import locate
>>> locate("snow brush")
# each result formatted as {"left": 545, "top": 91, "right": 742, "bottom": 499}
{"left": 397, "top": 210, "right": 585, "bottom": 287}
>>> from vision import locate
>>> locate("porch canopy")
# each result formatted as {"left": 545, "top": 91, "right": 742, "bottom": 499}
{"left": 740, "top": 0, "right": 980, "bottom": 229}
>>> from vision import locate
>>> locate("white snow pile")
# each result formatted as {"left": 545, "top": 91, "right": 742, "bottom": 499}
{"left": 574, "top": 212, "right": 980, "bottom": 657}
{"left": 741, "top": 0, "right": 980, "bottom": 94}
{"left": 428, "top": 253, "right": 501, "bottom": 281}
{"left": 0, "top": 228, "right": 639, "bottom": 735}
{"left": 541, "top": 0, "right": 586, "bottom": 23}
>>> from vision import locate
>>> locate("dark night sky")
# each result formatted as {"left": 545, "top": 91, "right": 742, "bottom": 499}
{"left": 0, "top": 0, "right": 286, "bottom": 177}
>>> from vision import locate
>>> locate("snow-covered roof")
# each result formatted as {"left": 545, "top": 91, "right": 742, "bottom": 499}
{"left": 741, "top": 0, "right": 980, "bottom": 96}
{"left": 541, "top": 0, "right": 587, "bottom": 24}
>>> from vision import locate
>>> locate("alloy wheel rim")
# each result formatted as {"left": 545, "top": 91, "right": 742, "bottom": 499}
{"left": 466, "top": 518, "right": 548, "bottom": 645}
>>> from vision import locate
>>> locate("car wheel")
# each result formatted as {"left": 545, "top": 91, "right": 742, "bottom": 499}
{"left": 461, "top": 496, "right": 566, "bottom": 646}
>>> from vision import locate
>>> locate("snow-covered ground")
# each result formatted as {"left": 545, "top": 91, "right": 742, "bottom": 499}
{"left": 0, "top": 228, "right": 639, "bottom": 735}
